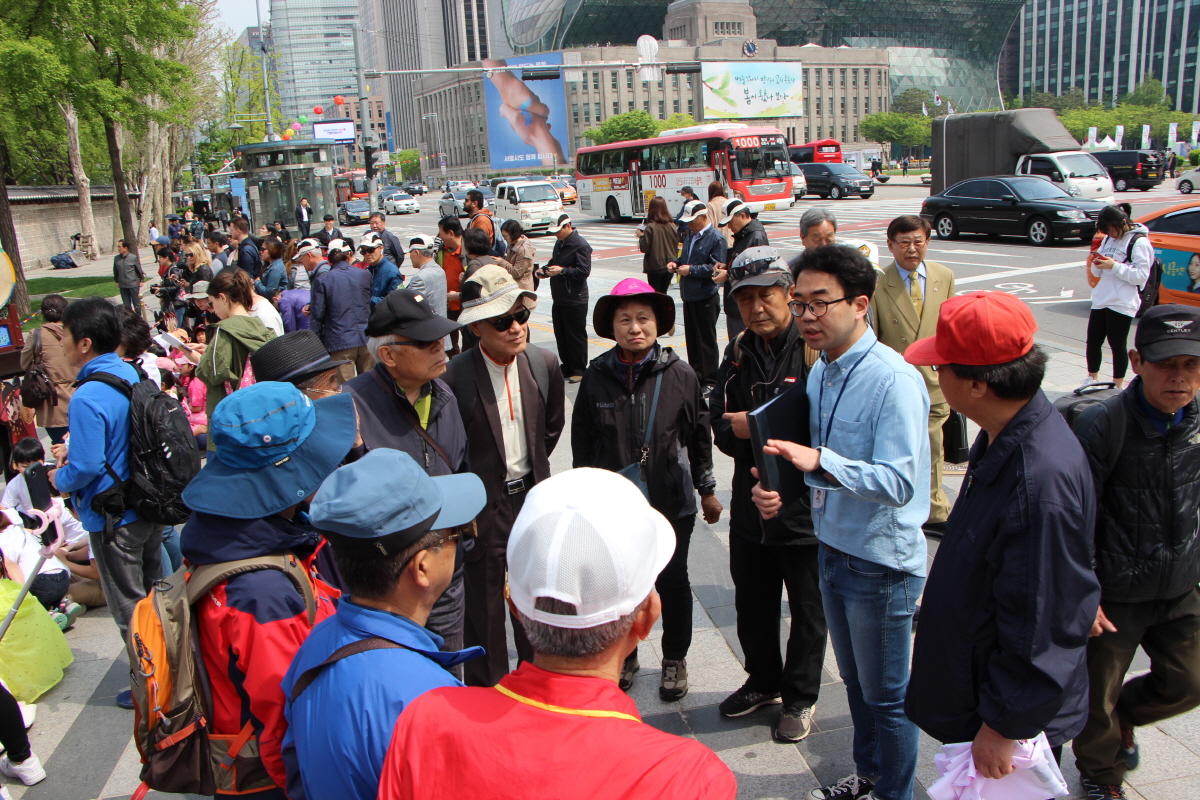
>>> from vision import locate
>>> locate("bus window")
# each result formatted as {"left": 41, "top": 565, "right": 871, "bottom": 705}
{"left": 679, "top": 140, "right": 703, "bottom": 169}
{"left": 791, "top": 146, "right": 814, "bottom": 164}
{"left": 654, "top": 143, "right": 678, "bottom": 170}
{"left": 602, "top": 148, "right": 626, "bottom": 174}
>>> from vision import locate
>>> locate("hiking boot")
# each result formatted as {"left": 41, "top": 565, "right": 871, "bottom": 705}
{"left": 619, "top": 653, "right": 639, "bottom": 692}
{"left": 719, "top": 683, "right": 783, "bottom": 717}
{"left": 807, "top": 773, "right": 875, "bottom": 800}
{"left": 0, "top": 753, "right": 46, "bottom": 786}
{"left": 659, "top": 659, "right": 688, "bottom": 701}
{"left": 774, "top": 704, "right": 815, "bottom": 742}
{"left": 1081, "top": 777, "right": 1127, "bottom": 799}
{"left": 116, "top": 689, "right": 135, "bottom": 710}
{"left": 1119, "top": 725, "right": 1139, "bottom": 771}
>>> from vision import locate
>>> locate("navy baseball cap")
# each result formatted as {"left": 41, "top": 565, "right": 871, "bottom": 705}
{"left": 309, "top": 449, "right": 486, "bottom": 558}
{"left": 182, "top": 382, "right": 357, "bottom": 519}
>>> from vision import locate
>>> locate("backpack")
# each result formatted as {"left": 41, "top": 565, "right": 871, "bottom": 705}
{"left": 450, "top": 343, "right": 550, "bottom": 425}
{"left": 20, "top": 329, "right": 57, "bottom": 409}
{"left": 75, "top": 371, "right": 201, "bottom": 525}
{"left": 1053, "top": 383, "right": 1128, "bottom": 480}
{"left": 471, "top": 212, "right": 507, "bottom": 258}
{"left": 129, "top": 555, "right": 317, "bottom": 796}
{"left": 1125, "top": 232, "right": 1162, "bottom": 318}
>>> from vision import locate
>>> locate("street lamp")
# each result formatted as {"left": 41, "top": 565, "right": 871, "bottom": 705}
{"left": 422, "top": 112, "right": 446, "bottom": 178}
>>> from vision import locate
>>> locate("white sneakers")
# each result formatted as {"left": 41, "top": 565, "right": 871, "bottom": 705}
{"left": 0, "top": 753, "right": 46, "bottom": 786}
{"left": 1078, "top": 375, "right": 1103, "bottom": 391}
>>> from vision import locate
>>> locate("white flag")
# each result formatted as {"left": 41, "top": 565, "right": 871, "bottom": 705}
{"left": 1142, "top": 124, "right": 1152, "bottom": 149}
{"left": 1087, "top": 127, "right": 1098, "bottom": 146}
{"left": 1115, "top": 125, "right": 1125, "bottom": 147}
{"left": 922, "top": 102, "right": 928, "bottom": 116}
{"left": 1169, "top": 122, "right": 1179, "bottom": 144}
{"left": 1191, "top": 121, "right": 1200, "bottom": 145}
{"left": 933, "top": 91, "right": 942, "bottom": 107}
{"left": 947, "top": 102, "right": 955, "bottom": 114}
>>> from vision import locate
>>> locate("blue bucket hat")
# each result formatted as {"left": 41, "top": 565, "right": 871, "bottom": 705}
{"left": 309, "top": 449, "right": 486, "bottom": 558}
{"left": 182, "top": 382, "right": 357, "bottom": 519}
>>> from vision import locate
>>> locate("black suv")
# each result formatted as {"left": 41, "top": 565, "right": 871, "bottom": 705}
{"left": 796, "top": 162, "right": 874, "bottom": 200}
{"left": 1092, "top": 150, "right": 1164, "bottom": 191}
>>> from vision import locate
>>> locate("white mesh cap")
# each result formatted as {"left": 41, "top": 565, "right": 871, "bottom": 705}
{"left": 507, "top": 468, "right": 676, "bottom": 630}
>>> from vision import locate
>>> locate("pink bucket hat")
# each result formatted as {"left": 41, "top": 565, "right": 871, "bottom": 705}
{"left": 592, "top": 277, "right": 676, "bottom": 340}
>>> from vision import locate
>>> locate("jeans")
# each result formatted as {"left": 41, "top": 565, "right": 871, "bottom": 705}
{"left": 160, "top": 526, "right": 184, "bottom": 578}
{"left": 1086, "top": 307, "right": 1134, "bottom": 378}
{"left": 820, "top": 544, "right": 923, "bottom": 800}
{"left": 30, "top": 569, "right": 70, "bottom": 609}
{"left": 91, "top": 519, "right": 163, "bottom": 645}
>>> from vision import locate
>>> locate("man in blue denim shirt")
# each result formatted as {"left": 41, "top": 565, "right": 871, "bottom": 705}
{"left": 754, "top": 245, "right": 930, "bottom": 800}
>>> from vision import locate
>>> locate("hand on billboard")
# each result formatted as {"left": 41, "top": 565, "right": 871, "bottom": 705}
{"left": 483, "top": 60, "right": 551, "bottom": 118}
{"left": 498, "top": 104, "right": 566, "bottom": 166}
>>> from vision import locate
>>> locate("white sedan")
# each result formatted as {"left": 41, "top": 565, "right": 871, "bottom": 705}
{"left": 384, "top": 192, "right": 420, "bottom": 214}
{"left": 1178, "top": 169, "right": 1200, "bottom": 194}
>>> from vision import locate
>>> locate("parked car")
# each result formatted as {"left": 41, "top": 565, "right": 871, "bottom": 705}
{"left": 1176, "top": 168, "right": 1200, "bottom": 194}
{"left": 551, "top": 180, "right": 578, "bottom": 205}
{"left": 1092, "top": 149, "right": 1164, "bottom": 191}
{"left": 402, "top": 181, "right": 428, "bottom": 195}
{"left": 384, "top": 192, "right": 421, "bottom": 215}
{"left": 338, "top": 200, "right": 372, "bottom": 226}
{"left": 1136, "top": 200, "right": 1200, "bottom": 309}
{"left": 494, "top": 181, "right": 563, "bottom": 232}
{"left": 796, "top": 162, "right": 874, "bottom": 200}
{"left": 920, "top": 175, "right": 1107, "bottom": 246}
{"left": 437, "top": 188, "right": 495, "bottom": 218}
{"left": 1013, "top": 151, "right": 1114, "bottom": 203}
{"left": 789, "top": 163, "right": 807, "bottom": 201}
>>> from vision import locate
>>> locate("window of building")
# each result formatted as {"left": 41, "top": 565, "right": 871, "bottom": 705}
{"left": 687, "top": 98, "right": 694, "bottom": 115}
{"left": 595, "top": 102, "right": 601, "bottom": 120}
{"left": 841, "top": 125, "right": 847, "bottom": 141}
{"left": 828, "top": 72, "right": 833, "bottom": 88}
{"left": 852, "top": 70, "right": 858, "bottom": 87}
{"left": 865, "top": 97, "right": 870, "bottom": 114}
{"left": 804, "top": 126, "right": 810, "bottom": 141}
{"left": 853, "top": 96, "right": 858, "bottom": 114}
{"left": 840, "top": 97, "right": 846, "bottom": 114}
{"left": 816, "top": 126, "right": 822, "bottom": 138}
{"left": 816, "top": 99, "right": 821, "bottom": 116}
{"left": 627, "top": 71, "right": 633, "bottom": 89}
{"left": 570, "top": 81, "right": 576, "bottom": 93}
{"left": 803, "top": 69, "right": 809, "bottom": 88}
{"left": 643, "top": 99, "right": 650, "bottom": 113}
{"left": 613, "top": 100, "right": 620, "bottom": 116}
{"left": 713, "top": 21, "right": 743, "bottom": 36}
{"left": 658, "top": 100, "right": 665, "bottom": 118}
{"left": 593, "top": 72, "right": 600, "bottom": 90}
{"left": 878, "top": 70, "right": 883, "bottom": 86}
{"left": 643, "top": 80, "right": 649, "bottom": 89}
{"left": 672, "top": 75, "right": 679, "bottom": 89}
{"left": 673, "top": 98, "right": 680, "bottom": 113}
{"left": 611, "top": 71, "right": 618, "bottom": 89}
{"left": 669, "top": 25, "right": 686, "bottom": 40}
{"left": 629, "top": 100, "right": 635, "bottom": 112}
{"left": 840, "top": 69, "right": 846, "bottom": 86}
{"left": 686, "top": 74, "right": 693, "bottom": 88}
{"left": 584, "top": 104, "right": 590, "bottom": 122}
{"left": 853, "top": 125, "right": 859, "bottom": 141}
{"left": 572, "top": 103, "right": 579, "bottom": 124}
{"left": 813, "top": 68, "right": 820, "bottom": 87}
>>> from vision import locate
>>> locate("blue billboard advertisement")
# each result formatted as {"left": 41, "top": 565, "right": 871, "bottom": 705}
{"left": 1157, "top": 246, "right": 1200, "bottom": 295}
{"left": 483, "top": 53, "right": 569, "bottom": 170}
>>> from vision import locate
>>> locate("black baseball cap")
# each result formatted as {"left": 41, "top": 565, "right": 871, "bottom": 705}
{"left": 1136, "top": 304, "right": 1200, "bottom": 362}
{"left": 366, "top": 288, "right": 462, "bottom": 340}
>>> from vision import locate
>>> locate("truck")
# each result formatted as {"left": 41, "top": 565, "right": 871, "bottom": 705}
{"left": 931, "top": 109, "right": 1114, "bottom": 204}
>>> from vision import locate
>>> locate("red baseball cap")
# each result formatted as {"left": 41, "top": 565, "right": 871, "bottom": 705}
{"left": 904, "top": 291, "right": 1037, "bottom": 367}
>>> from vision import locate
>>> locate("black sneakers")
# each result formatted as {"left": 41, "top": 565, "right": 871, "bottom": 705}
{"left": 807, "top": 773, "right": 875, "bottom": 800}
{"left": 619, "top": 654, "right": 639, "bottom": 692}
{"left": 1081, "top": 777, "right": 1127, "bottom": 800}
{"left": 659, "top": 659, "right": 688, "bottom": 701}
{"left": 718, "top": 683, "right": 783, "bottom": 717}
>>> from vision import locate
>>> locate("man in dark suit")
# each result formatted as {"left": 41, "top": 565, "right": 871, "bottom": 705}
{"left": 445, "top": 265, "right": 565, "bottom": 687}
{"left": 667, "top": 200, "right": 727, "bottom": 393}
{"left": 296, "top": 197, "right": 312, "bottom": 238}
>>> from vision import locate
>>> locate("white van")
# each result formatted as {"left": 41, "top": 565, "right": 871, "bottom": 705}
{"left": 1015, "top": 151, "right": 1114, "bottom": 204}
{"left": 494, "top": 181, "right": 563, "bottom": 232}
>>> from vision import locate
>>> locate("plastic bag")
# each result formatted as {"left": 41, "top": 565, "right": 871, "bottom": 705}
{"left": 0, "top": 578, "right": 74, "bottom": 702}
{"left": 929, "top": 732, "right": 1070, "bottom": 800}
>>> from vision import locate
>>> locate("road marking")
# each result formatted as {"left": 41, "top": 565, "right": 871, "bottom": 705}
{"left": 955, "top": 260, "right": 1085, "bottom": 285}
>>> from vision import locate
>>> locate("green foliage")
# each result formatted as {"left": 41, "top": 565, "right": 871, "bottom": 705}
{"left": 1190, "top": 149, "right": 1200, "bottom": 167}
{"left": 657, "top": 113, "right": 697, "bottom": 132}
{"left": 1028, "top": 87, "right": 1089, "bottom": 114}
{"left": 582, "top": 110, "right": 660, "bottom": 144}
{"left": 395, "top": 149, "right": 421, "bottom": 179}
{"left": 1119, "top": 77, "right": 1169, "bottom": 109}
{"left": 891, "top": 89, "right": 944, "bottom": 117}
{"left": 859, "top": 112, "right": 931, "bottom": 149}
{"left": 1059, "top": 104, "right": 1199, "bottom": 145}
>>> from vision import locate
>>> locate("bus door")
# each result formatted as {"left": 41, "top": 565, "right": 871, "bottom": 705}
{"left": 629, "top": 158, "right": 645, "bottom": 216}
{"left": 712, "top": 149, "right": 732, "bottom": 195}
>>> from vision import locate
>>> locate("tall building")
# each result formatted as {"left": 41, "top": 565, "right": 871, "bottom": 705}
{"left": 1001, "top": 0, "right": 1200, "bottom": 113}
{"left": 496, "top": 0, "right": 1022, "bottom": 109}
{"left": 269, "top": 0, "right": 360, "bottom": 124}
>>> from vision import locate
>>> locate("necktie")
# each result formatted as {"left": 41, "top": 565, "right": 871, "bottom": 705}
{"left": 910, "top": 273, "right": 924, "bottom": 317}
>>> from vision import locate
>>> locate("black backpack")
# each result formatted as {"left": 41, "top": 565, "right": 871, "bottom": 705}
{"left": 1124, "top": 232, "right": 1162, "bottom": 318}
{"left": 471, "top": 212, "right": 507, "bottom": 259}
{"left": 76, "top": 370, "right": 201, "bottom": 525}
{"left": 1053, "top": 383, "right": 1127, "bottom": 480}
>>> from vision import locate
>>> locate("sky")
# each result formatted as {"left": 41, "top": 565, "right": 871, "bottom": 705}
{"left": 216, "top": 0, "right": 263, "bottom": 41}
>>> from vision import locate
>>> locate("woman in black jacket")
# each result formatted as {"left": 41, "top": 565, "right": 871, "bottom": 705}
{"left": 571, "top": 278, "right": 722, "bottom": 702}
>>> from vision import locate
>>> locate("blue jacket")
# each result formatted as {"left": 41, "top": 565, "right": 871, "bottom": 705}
{"left": 255, "top": 258, "right": 288, "bottom": 299}
{"left": 310, "top": 262, "right": 371, "bottom": 352}
{"left": 236, "top": 238, "right": 262, "bottom": 279}
{"left": 369, "top": 257, "right": 401, "bottom": 305}
{"left": 281, "top": 600, "right": 483, "bottom": 800}
{"left": 906, "top": 390, "right": 1100, "bottom": 747}
{"left": 678, "top": 225, "right": 726, "bottom": 302}
{"left": 54, "top": 353, "right": 140, "bottom": 532}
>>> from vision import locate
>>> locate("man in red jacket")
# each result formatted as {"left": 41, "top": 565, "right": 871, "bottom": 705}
{"left": 179, "top": 382, "right": 357, "bottom": 798}
{"left": 376, "top": 468, "right": 737, "bottom": 800}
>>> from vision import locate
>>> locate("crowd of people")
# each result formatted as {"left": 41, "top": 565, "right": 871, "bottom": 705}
{"left": 0, "top": 196, "right": 1195, "bottom": 800}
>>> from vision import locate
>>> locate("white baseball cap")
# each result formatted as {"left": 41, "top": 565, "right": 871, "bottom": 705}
{"left": 407, "top": 234, "right": 435, "bottom": 252}
{"left": 507, "top": 468, "right": 675, "bottom": 630}
{"left": 359, "top": 232, "right": 383, "bottom": 250}
{"left": 546, "top": 212, "right": 572, "bottom": 233}
{"left": 325, "top": 238, "right": 352, "bottom": 255}
{"left": 295, "top": 238, "right": 322, "bottom": 258}
{"left": 678, "top": 199, "right": 708, "bottom": 223}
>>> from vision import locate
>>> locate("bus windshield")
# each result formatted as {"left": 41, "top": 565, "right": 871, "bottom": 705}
{"left": 731, "top": 143, "right": 790, "bottom": 180}
{"left": 516, "top": 184, "right": 559, "bottom": 203}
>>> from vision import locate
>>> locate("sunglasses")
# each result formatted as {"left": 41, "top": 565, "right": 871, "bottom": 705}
{"left": 488, "top": 307, "right": 531, "bottom": 331}
{"left": 387, "top": 338, "right": 443, "bottom": 351}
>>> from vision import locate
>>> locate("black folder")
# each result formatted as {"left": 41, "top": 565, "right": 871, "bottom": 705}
{"left": 747, "top": 381, "right": 810, "bottom": 505}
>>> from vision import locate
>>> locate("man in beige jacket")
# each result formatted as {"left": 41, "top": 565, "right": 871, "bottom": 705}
{"left": 869, "top": 215, "right": 956, "bottom": 531}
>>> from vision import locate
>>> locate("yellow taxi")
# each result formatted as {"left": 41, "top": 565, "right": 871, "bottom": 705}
{"left": 551, "top": 180, "right": 577, "bottom": 205}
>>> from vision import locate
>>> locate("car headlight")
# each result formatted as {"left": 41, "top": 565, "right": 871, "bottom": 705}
{"left": 1067, "top": 186, "right": 1082, "bottom": 196}
{"left": 521, "top": 211, "right": 531, "bottom": 219}
{"left": 1057, "top": 210, "right": 1088, "bottom": 221}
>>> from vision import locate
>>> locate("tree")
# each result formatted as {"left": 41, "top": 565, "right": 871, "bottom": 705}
{"left": 891, "top": 88, "right": 945, "bottom": 117}
{"left": 395, "top": 149, "right": 421, "bottom": 179}
{"left": 582, "top": 110, "right": 659, "bottom": 144}
{"left": 656, "top": 113, "right": 697, "bottom": 133}
{"left": 1119, "top": 77, "right": 1169, "bottom": 109}
{"left": 859, "top": 112, "right": 930, "bottom": 155}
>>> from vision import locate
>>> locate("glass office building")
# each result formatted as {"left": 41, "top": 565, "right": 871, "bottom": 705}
{"left": 1005, "top": 0, "right": 1200, "bottom": 113}
{"left": 269, "top": 0, "right": 360, "bottom": 124}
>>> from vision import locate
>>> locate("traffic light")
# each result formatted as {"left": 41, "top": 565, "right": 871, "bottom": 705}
{"left": 364, "top": 145, "right": 376, "bottom": 179}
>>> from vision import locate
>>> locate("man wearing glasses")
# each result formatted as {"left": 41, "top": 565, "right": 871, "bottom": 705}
{"left": 753, "top": 245, "right": 930, "bottom": 800}
{"left": 869, "top": 216, "right": 956, "bottom": 535}
{"left": 345, "top": 288, "right": 473, "bottom": 657}
{"left": 445, "top": 266, "right": 566, "bottom": 686}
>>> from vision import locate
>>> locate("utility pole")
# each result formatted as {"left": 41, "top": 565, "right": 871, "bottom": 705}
{"left": 352, "top": 26, "right": 378, "bottom": 212}
{"left": 255, "top": 0, "right": 278, "bottom": 142}
{"left": 422, "top": 112, "right": 446, "bottom": 181}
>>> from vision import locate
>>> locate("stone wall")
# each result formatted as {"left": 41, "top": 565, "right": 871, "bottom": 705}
{"left": 10, "top": 198, "right": 120, "bottom": 269}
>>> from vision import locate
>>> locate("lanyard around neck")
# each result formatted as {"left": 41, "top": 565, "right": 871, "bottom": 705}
{"left": 818, "top": 341, "right": 876, "bottom": 447}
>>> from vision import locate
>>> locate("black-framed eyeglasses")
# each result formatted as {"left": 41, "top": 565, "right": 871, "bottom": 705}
{"left": 489, "top": 307, "right": 531, "bottom": 331}
{"left": 789, "top": 297, "right": 851, "bottom": 317}
{"left": 387, "top": 338, "right": 442, "bottom": 351}
{"left": 729, "top": 259, "right": 780, "bottom": 281}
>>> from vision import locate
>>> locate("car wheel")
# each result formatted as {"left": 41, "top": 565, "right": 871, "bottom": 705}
{"left": 605, "top": 197, "right": 622, "bottom": 223}
{"left": 1026, "top": 216, "right": 1054, "bottom": 246}
{"left": 1115, "top": 178, "right": 1129, "bottom": 191}
{"left": 830, "top": 185, "right": 843, "bottom": 200}
{"left": 1182, "top": 180, "right": 1194, "bottom": 194}
{"left": 1139, "top": 187, "right": 1151, "bottom": 192}
{"left": 935, "top": 214, "right": 959, "bottom": 240}
{"left": 818, "top": 193, "right": 829, "bottom": 199}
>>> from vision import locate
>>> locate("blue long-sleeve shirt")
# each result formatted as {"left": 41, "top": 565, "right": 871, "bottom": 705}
{"left": 805, "top": 327, "right": 931, "bottom": 576}
{"left": 281, "top": 599, "right": 482, "bottom": 800}
{"left": 369, "top": 257, "right": 401, "bottom": 305}
{"left": 255, "top": 258, "right": 288, "bottom": 299}
{"left": 54, "top": 354, "right": 140, "bottom": 532}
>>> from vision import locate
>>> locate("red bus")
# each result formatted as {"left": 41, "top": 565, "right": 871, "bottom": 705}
{"left": 789, "top": 139, "right": 843, "bottom": 164}
{"left": 334, "top": 170, "right": 369, "bottom": 202}
{"left": 575, "top": 123, "right": 794, "bottom": 221}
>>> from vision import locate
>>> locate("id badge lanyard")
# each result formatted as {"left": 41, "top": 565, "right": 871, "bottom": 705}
{"left": 813, "top": 342, "right": 876, "bottom": 511}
